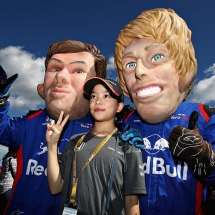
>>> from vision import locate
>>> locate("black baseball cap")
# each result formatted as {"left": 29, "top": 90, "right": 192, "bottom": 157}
{"left": 83, "top": 77, "right": 124, "bottom": 103}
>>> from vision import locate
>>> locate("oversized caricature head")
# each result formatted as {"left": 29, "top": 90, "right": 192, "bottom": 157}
{"left": 38, "top": 40, "right": 106, "bottom": 120}
{"left": 115, "top": 8, "right": 197, "bottom": 123}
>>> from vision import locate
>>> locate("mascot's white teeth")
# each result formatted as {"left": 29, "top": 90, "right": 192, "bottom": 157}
{"left": 137, "top": 86, "right": 161, "bottom": 97}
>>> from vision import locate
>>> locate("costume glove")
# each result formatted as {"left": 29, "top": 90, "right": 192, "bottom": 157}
{"left": 168, "top": 111, "right": 215, "bottom": 177}
{"left": 120, "top": 124, "right": 144, "bottom": 149}
{"left": 0, "top": 65, "right": 18, "bottom": 97}
{"left": 0, "top": 65, "right": 18, "bottom": 108}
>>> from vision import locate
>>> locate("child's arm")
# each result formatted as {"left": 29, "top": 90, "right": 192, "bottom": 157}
{"left": 125, "top": 195, "right": 140, "bottom": 215}
{"left": 46, "top": 111, "right": 69, "bottom": 194}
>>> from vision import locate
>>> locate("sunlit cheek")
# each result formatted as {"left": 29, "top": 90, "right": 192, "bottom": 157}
{"left": 44, "top": 73, "right": 56, "bottom": 86}
{"left": 122, "top": 74, "right": 134, "bottom": 95}
{"left": 43, "top": 81, "right": 53, "bottom": 96}
{"left": 45, "top": 71, "right": 56, "bottom": 79}
{"left": 71, "top": 77, "right": 86, "bottom": 92}
{"left": 123, "top": 73, "right": 131, "bottom": 86}
{"left": 167, "top": 73, "right": 180, "bottom": 93}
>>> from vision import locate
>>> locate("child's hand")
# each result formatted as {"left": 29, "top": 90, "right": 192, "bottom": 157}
{"left": 46, "top": 111, "right": 69, "bottom": 148}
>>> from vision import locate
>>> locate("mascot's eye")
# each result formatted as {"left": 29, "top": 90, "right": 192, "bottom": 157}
{"left": 52, "top": 68, "right": 61, "bottom": 72}
{"left": 151, "top": 54, "right": 164, "bottom": 62}
{"left": 126, "top": 62, "right": 136, "bottom": 69}
{"left": 74, "top": 70, "right": 84, "bottom": 74}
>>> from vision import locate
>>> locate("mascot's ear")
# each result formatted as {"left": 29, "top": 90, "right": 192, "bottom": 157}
{"left": 179, "top": 72, "right": 195, "bottom": 94}
{"left": 37, "top": 83, "right": 45, "bottom": 100}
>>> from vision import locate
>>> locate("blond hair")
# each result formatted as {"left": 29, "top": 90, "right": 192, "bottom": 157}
{"left": 115, "top": 8, "right": 197, "bottom": 98}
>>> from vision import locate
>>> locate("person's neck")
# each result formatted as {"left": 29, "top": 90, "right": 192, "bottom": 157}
{"left": 92, "top": 121, "right": 117, "bottom": 136}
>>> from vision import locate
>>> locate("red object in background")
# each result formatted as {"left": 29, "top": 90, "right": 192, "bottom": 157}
{"left": 0, "top": 166, "right": 2, "bottom": 175}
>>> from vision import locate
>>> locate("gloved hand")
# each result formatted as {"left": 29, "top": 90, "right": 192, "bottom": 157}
{"left": 0, "top": 65, "right": 18, "bottom": 97}
{"left": 120, "top": 124, "right": 144, "bottom": 149}
{"left": 168, "top": 126, "right": 215, "bottom": 177}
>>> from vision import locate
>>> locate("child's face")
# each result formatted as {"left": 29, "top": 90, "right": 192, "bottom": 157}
{"left": 89, "top": 84, "right": 123, "bottom": 122}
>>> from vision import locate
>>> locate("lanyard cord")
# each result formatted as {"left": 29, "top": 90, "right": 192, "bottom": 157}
{"left": 105, "top": 135, "right": 119, "bottom": 214}
{"left": 70, "top": 127, "right": 118, "bottom": 204}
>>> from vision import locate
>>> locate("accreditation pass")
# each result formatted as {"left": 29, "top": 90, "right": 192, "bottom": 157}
{"left": 62, "top": 206, "right": 77, "bottom": 215}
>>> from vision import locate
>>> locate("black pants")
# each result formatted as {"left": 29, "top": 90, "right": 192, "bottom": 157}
{"left": 0, "top": 189, "right": 11, "bottom": 215}
{"left": 204, "top": 186, "right": 215, "bottom": 215}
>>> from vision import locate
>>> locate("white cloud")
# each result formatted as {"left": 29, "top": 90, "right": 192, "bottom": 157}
{"left": 106, "top": 55, "right": 119, "bottom": 81}
{"left": 0, "top": 145, "right": 8, "bottom": 154}
{"left": 188, "top": 67, "right": 215, "bottom": 105}
{"left": 0, "top": 46, "right": 45, "bottom": 113}
{"left": 204, "top": 63, "right": 215, "bottom": 75}
{"left": 107, "top": 56, "right": 115, "bottom": 70}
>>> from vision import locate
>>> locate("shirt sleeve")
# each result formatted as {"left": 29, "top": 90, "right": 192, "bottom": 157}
{"left": 58, "top": 134, "right": 83, "bottom": 180}
{"left": 0, "top": 102, "right": 23, "bottom": 150}
{"left": 10, "top": 157, "right": 17, "bottom": 177}
{"left": 124, "top": 143, "right": 147, "bottom": 196}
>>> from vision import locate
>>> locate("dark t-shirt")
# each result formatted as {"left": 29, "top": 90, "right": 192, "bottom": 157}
{"left": 58, "top": 131, "right": 146, "bottom": 215}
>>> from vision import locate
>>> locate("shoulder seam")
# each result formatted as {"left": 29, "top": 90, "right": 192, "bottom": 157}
{"left": 125, "top": 110, "right": 135, "bottom": 122}
{"left": 28, "top": 109, "right": 44, "bottom": 120}
{"left": 199, "top": 104, "right": 210, "bottom": 122}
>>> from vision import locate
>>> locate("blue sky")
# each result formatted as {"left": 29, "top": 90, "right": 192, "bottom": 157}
{"left": 1, "top": 0, "right": 215, "bottom": 154}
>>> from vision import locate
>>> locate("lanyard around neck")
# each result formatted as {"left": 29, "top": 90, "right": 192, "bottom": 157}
{"left": 70, "top": 127, "right": 118, "bottom": 204}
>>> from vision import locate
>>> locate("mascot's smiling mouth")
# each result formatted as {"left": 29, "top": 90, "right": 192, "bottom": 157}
{"left": 137, "top": 86, "right": 161, "bottom": 97}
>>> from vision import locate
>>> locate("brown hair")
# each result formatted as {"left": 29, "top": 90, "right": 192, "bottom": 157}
{"left": 45, "top": 40, "right": 106, "bottom": 78}
{"left": 115, "top": 8, "right": 197, "bottom": 98}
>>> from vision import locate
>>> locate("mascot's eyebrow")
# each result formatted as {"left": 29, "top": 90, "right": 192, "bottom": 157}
{"left": 49, "top": 57, "right": 62, "bottom": 63}
{"left": 145, "top": 43, "right": 166, "bottom": 51}
{"left": 122, "top": 43, "right": 166, "bottom": 59}
{"left": 122, "top": 52, "right": 134, "bottom": 59}
{"left": 49, "top": 58, "right": 87, "bottom": 65}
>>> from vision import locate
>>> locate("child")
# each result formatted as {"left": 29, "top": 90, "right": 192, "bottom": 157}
{"left": 46, "top": 77, "right": 146, "bottom": 215}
